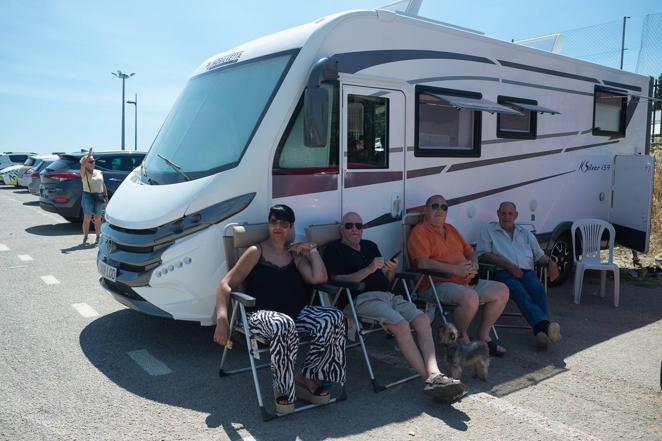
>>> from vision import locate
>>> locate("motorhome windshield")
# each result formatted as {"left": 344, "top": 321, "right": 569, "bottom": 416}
{"left": 142, "top": 52, "right": 295, "bottom": 184}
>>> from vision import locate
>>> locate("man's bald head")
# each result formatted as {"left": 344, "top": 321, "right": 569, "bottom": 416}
{"left": 498, "top": 201, "right": 517, "bottom": 212}
{"left": 340, "top": 211, "right": 363, "bottom": 247}
{"left": 497, "top": 201, "right": 518, "bottom": 230}
{"left": 341, "top": 212, "right": 362, "bottom": 224}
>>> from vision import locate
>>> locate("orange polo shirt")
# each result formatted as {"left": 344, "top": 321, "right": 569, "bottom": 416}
{"left": 408, "top": 221, "right": 474, "bottom": 289}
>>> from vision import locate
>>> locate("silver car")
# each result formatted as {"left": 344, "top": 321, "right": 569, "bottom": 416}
{"left": 28, "top": 159, "right": 56, "bottom": 195}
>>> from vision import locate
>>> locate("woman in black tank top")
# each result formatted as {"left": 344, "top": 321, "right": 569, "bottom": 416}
{"left": 213, "top": 205, "right": 347, "bottom": 414}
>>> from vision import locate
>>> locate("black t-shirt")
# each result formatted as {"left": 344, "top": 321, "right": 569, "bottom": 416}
{"left": 323, "top": 239, "right": 391, "bottom": 307}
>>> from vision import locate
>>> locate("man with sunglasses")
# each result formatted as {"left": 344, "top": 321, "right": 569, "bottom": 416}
{"left": 408, "top": 195, "right": 509, "bottom": 356}
{"left": 477, "top": 201, "right": 561, "bottom": 348}
{"left": 323, "top": 211, "right": 464, "bottom": 403}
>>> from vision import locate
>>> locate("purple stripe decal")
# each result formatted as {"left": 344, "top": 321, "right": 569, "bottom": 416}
{"left": 406, "top": 170, "right": 575, "bottom": 212}
{"left": 407, "top": 165, "right": 445, "bottom": 179}
{"left": 272, "top": 174, "right": 338, "bottom": 198}
{"left": 363, "top": 213, "right": 400, "bottom": 229}
{"left": 344, "top": 171, "right": 403, "bottom": 188}
{"left": 447, "top": 149, "right": 563, "bottom": 172}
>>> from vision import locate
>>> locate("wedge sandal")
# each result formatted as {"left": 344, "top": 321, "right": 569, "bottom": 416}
{"left": 295, "top": 382, "right": 330, "bottom": 405}
{"left": 275, "top": 395, "right": 294, "bottom": 414}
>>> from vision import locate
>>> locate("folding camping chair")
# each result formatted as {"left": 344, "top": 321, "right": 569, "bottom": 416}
{"left": 217, "top": 222, "right": 346, "bottom": 421}
{"left": 401, "top": 213, "right": 499, "bottom": 340}
{"left": 305, "top": 223, "right": 420, "bottom": 392}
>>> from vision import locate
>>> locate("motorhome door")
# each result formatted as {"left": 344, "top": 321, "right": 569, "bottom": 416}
{"left": 610, "top": 154, "right": 656, "bottom": 252}
{"left": 341, "top": 85, "right": 406, "bottom": 259}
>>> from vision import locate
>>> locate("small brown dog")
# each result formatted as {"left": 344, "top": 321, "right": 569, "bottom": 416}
{"left": 438, "top": 322, "right": 490, "bottom": 381}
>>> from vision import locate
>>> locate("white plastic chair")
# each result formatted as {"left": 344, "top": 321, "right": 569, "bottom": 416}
{"left": 571, "top": 219, "right": 620, "bottom": 307}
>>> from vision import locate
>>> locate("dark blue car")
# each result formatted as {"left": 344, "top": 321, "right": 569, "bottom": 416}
{"left": 40, "top": 151, "right": 146, "bottom": 222}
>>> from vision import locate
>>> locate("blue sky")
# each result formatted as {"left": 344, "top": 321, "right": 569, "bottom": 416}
{"left": 1, "top": 0, "right": 659, "bottom": 154}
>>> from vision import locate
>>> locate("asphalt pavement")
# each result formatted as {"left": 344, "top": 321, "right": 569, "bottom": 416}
{"left": 0, "top": 185, "right": 660, "bottom": 441}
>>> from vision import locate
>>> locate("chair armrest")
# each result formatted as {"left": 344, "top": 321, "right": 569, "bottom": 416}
{"left": 394, "top": 271, "right": 423, "bottom": 281}
{"left": 316, "top": 281, "right": 366, "bottom": 291}
{"left": 404, "top": 268, "right": 452, "bottom": 279}
{"left": 478, "top": 262, "right": 496, "bottom": 272}
{"left": 230, "top": 292, "right": 256, "bottom": 307}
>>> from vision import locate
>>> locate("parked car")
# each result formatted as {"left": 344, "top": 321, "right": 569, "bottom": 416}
{"left": 16, "top": 155, "right": 58, "bottom": 187}
{"left": 28, "top": 158, "right": 57, "bottom": 195}
{"left": 39, "top": 151, "right": 146, "bottom": 222}
{"left": 0, "top": 152, "right": 37, "bottom": 171}
{"left": 0, "top": 164, "right": 24, "bottom": 185}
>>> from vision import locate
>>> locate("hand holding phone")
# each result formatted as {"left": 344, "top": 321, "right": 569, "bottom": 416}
{"left": 390, "top": 250, "right": 402, "bottom": 261}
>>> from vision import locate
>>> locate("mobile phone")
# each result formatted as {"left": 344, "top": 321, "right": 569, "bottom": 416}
{"left": 390, "top": 250, "right": 402, "bottom": 261}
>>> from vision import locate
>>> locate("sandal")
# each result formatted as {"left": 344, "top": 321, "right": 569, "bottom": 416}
{"left": 295, "top": 381, "right": 330, "bottom": 405}
{"left": 82, "top": 235, "right": 88, "bottom": 244}
{"left": 424, "top": 374, "right": 465, "bottom": 403}
{"left": 275, "top": 395, "right": 294, "bottom": 415}
{"left": 486, "top": 339, "right": 507, "bottom": 357}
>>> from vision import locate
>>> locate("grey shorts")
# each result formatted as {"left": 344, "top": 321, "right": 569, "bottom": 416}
{"left": 345, "top": 291, "right": 424, "bottom": 325}
{"left": 421, "top": 279, "right": 505, "bottom": 304}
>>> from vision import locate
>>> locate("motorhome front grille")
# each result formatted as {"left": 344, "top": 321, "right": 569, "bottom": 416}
{"left": 110, "top": 224, "right": 158, "bottom": 235}
{"left": 113, "top": 242, "right": 157, "bottom": 254}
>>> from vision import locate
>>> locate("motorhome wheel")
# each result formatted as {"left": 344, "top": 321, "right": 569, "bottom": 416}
{"left": 549, "top": 232, "right": 572, "bottom": 286}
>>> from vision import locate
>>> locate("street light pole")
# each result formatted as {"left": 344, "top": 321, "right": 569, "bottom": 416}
{"left": 111, "top": 70, "right": 135, "bottom": 150}
{"left": 620, "top": 16, "right": 630, "bottom": 70}
{"left": 127, "top": 94, "right": 138, "bottom": 151}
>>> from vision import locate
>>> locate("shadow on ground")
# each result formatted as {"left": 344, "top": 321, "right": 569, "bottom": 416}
{"left": 22, "top": 200, "right": 40, "bottom": 206}
{"left": 79, "top": 279, "right": 661, "bottom": 439}
{"left": 60, "top": 242, "right": 97, "bottom": 253}
{"left": 13, "top": 189, "right": 30, "bottom": 194}
{"left": 26, "top": 223, "right": 82, "bottom": 237}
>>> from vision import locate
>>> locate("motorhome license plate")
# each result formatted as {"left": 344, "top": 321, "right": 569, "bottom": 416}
{"left": 98, "top": 261, "right": 117, "bottom": 282}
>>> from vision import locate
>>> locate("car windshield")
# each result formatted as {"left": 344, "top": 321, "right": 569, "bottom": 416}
{"left": 142, "top": 52, "right": 295, "bottom": 184}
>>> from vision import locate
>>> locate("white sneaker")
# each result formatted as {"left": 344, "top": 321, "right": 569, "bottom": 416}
{"left": 547, "top": 322, "right": 562, "bottom": 343}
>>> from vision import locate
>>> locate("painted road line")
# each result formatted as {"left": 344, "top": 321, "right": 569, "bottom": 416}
{"left": 230, "top": 423, "right": 257, "bottom": 441}
{"left": 40, "top": 275, "right": 60, "bottom": 285}
{"left": 471, "top": 393, "right": 602, "bottom": 441}
{"left": 72, "top": 303, "right": 99, "bottom": 318}
{"left": 127, "top": 349, "right": 173, "bottom": 376}
{"left": 0, "top": 244, "right": 9, "bottom": 252}
{"left": 17, "top": 254, "right": 33, "bottom": 262}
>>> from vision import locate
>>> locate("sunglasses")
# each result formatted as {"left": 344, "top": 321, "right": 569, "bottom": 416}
{"left": 429, "top": 203, "right": 448, "bottom": 211}
{"left": 268, "top": 218, "right": 291, "bottom": 228}
{"left": 343, "top": 222, "right": 363, "bottom": 230}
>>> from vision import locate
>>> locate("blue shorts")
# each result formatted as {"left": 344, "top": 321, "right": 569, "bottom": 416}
{"left": 81, "top": 192, "right": 106, "bottom": 216}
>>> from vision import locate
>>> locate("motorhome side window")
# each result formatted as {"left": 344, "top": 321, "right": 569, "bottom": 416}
{"left": 346, "top": 95, "right": 389, "bottom": 169}
{"left": 274, "top": 86, "right": 338, "bottom": 170}
{"left": 414, "top": 87, "right": 481, "bottom": 157}
{"left": 497, "top": 96, "right": 537, "bottom": 139}
{"left": 592, "top": 87, "right": 627, "bottom": 137}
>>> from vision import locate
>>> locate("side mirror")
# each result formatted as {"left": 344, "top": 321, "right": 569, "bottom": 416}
{"left": 303, "top": 87, "right": 329, "bottom": 147}
{"left": 303, "top": 57, "right": 338, "bottom": 148}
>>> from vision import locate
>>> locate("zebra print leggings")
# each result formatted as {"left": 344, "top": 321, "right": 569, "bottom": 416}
{"left": 247, "top": 306, "right": 346, "bottom": 403}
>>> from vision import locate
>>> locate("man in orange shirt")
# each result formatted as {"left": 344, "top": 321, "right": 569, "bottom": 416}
{"left": 408, "top": 194, "right": 509, "bottom": 356}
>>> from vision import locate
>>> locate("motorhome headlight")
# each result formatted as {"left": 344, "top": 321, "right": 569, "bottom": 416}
{"left": 99, "top": 192, "right": 255, "bottom": 288}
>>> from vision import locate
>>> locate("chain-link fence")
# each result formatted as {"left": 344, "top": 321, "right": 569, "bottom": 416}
{"left": 636, "top": 14, "right": 662, "bottom": 144}
{"left": 515, "top": 14, "right": 662, "bottom": 144}
{"left": 514, "top": 20, "right": 623, "bottom": 68}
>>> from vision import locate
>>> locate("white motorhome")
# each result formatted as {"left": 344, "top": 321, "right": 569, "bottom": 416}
{"left": 97, "top": 7, "right": 656, "bottom": 325}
